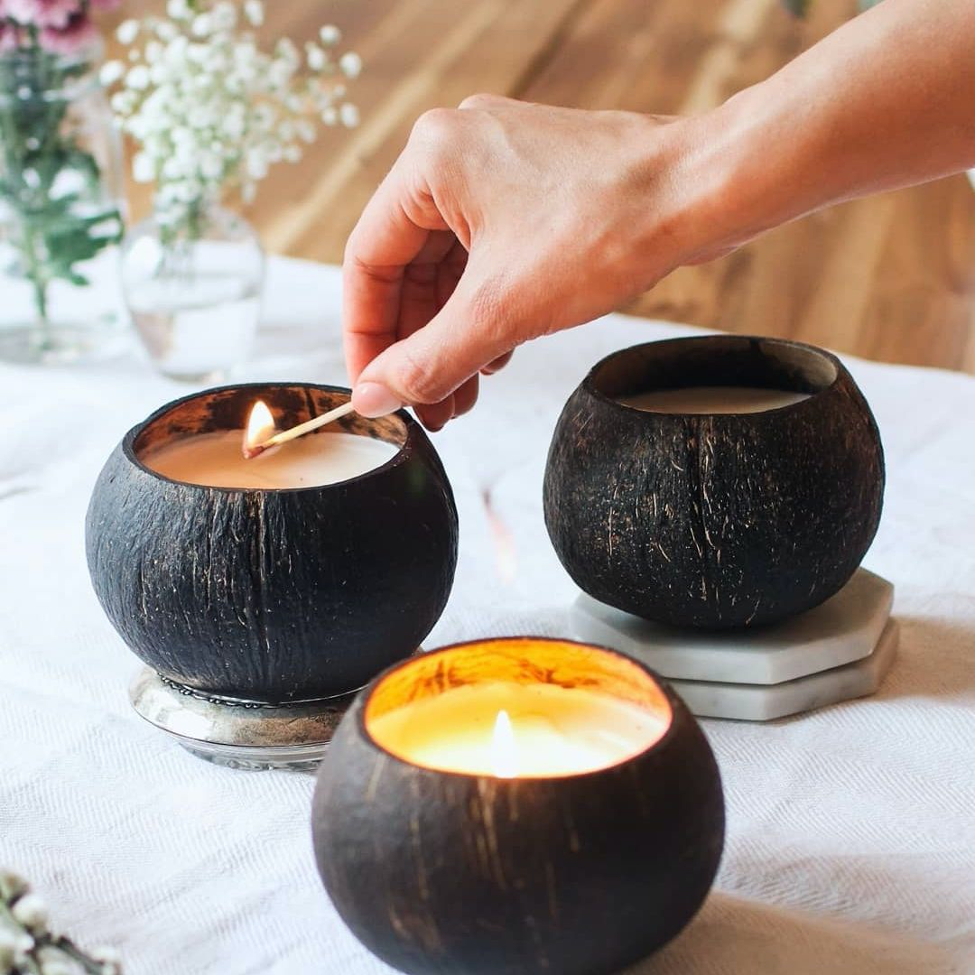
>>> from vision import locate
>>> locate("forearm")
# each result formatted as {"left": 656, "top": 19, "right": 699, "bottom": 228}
{"left": 681, "top": 0, "right": 974, "bottom": 258}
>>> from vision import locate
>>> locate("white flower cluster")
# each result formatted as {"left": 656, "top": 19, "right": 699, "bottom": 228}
{"left": 103, "top": 0, "right": 361, "bottom": 227}
{"left": 0, "top": 870, "right": 121, "bottom": 975}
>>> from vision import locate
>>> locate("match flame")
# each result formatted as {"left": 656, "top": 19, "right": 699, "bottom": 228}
{"left": 490, "top": 709, "right": 518, "bottom": 779}
{"left": 243, "top": 400, "right": 276, "bottom": 456}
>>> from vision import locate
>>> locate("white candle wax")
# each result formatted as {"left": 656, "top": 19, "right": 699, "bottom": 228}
{"left": 141, "top": 430, "right": 399, "bottom": 489}
{"left": 368, "top": 680, "right": 669, "bottom": 777}
{"left": 620, "top": 386, "right": 810, "bottom": 414}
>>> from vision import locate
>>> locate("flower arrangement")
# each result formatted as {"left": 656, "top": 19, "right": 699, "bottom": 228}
{"left": 0, "top": 0, "right": 123, "bottom": 332}
{"left": 0, "top": 869, "right": 120, "bottom": 975}
{"left": 105, "top": 0, "right": 362, "bottom": 242}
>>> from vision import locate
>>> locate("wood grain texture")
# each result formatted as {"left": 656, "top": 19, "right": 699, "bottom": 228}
{"left": 85, "top": 384, "right": 459, "bottom": 701}
{"left": 105, "top": 0, "right": 974, "bottom": 372}
{"left": 312, "top": 638, "right": 725, "bottom": 974}
{"left": 543, "top": 337, "right": 885, "bottom": 628}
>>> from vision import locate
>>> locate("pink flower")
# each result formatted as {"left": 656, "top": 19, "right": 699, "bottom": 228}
{"left": 38, "top": 10, "right": 96, "bottom": 55}
{"left": 5, "top": 0, "right": 83, "bottom": 29}
{"left": 0, "top": 21, "right": 25, "bottom": 52}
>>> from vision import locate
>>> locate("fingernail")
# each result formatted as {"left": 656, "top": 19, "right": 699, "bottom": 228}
{"left": 352, "top": 382, "right": 402, "bottom": 418}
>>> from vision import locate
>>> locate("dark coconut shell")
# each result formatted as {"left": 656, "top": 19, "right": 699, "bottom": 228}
{"left": 311, "top": 637, "right": 725, "bottom": 975}
{"left": 543, "top": 336, "right": 884, "bottom": 629}
{"left": 85, "top": 383, "right": 458, "bottom": 702}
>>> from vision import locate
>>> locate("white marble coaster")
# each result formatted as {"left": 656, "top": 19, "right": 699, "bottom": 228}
{"left": 570, "top": 568, "right": 894, "bottom": 685}
{"left": 669, "top": 619, "right": 899, "bottom": 721}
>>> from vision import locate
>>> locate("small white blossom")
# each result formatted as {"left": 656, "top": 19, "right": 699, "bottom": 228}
{"left": 340, "top": 102, "right": 359, "bottom": 127}
{"left": 166, "top": 0, "right": 192, "bottom": 21}
{"left": 110, "top": 91, "right": 135, "bottom": 114}
{"left": 191, "top": 13, "right": 213, "bottom": 37}
{"left": 305, "top": 43, "right": 326, "bottom": 71}
{"left": 245, "top": 149, "right": 269, "bottom": 180}
{"left": 132, "top": 152, "right": 155, "bottom": 183}
{"left": 99, "top": 60, "right": 124, "bottom": 85}
{"left": 244, "top": 0, "right": 264, "bottom": 27}
{"left": 125, "top": 66, "right": 151, "bottom": 90}
{"left": 91, "top": 947, "right": 122, "bottom": 970}
{"left": 200, "top": 154, "right": 224, "bottom": 179}
{"left": 321, "top": 106, "right": 337, "bottom": 126}
{"left": 222, "top": 114, "right": 245, "bottom": 140}
{"left": 166, "top": 0, "right": 193, "bottom": 20}
{"left": 212, "top": 2, "right": 237, "bottom": 31}
{"left": 116, "top": 19, "right": 139, "bottom": 45}
{"left": 34, "top": 945, "right": 85, "bottom": 975}
{"left": 339, "top": 52, "right": 361, "bottom": 78}
{"left": 275, "top": 37, "right": 300, "bottom": 66}
{"left": 319, "top": 25, "right": 341, "bottom": 45}
{"left": 11, "top": 895, "right": 48, "bottom": 934}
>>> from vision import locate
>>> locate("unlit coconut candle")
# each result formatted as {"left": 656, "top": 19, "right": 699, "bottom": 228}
{"left": 621, "top": 386, "right": 810, "bottom": 414}
{"left": 368, "top": 680, "right": 669, "bottom": 777}
{"left": 141, "top": 430, "right": 398, "bottom": 489}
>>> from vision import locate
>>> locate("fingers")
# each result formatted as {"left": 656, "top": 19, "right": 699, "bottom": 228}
{"left": 342, "top": 156, "right": 447, "bottom": 385}
{"left": 414, "top": 395, "right": 455, "bottom": 432}
{"left": 481, "top": 351, "right": 512, "bottom": 375}
{"left": 412, "top": 374, "right": 479, "bottom": 432}
{"left": 452, "top": 374, "right": 479, "bottom": 416}
{"left": 458, "top": 92, "right": 513, "bottom": 111}
{"left": 352, "top": 271, "right": 514, "bottom": 419}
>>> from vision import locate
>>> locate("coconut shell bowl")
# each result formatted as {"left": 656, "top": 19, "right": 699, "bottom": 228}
{"left": 544, "top": 336, "right": 885, "bottom": 631}
{"left": 85, "top": 383, "right": 458, "bottom": 769}
{"left": 312, "top": 637, "right": 725, "bottom": 974}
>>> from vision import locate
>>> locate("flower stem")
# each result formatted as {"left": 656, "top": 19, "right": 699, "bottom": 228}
{"left": 20, "top": 223, "right": 51, "bottom": 348}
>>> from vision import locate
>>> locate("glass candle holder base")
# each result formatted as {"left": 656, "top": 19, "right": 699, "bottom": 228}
{"left": 128, "top": 668, "right": 360, "bottom": 771}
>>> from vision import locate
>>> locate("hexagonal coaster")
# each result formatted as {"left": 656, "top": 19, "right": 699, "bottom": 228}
{"left": 669, "top": 619, "right": 898, "bottom": 721}
{"left": 569, "top": 568, "right": 893, "bottom": 685}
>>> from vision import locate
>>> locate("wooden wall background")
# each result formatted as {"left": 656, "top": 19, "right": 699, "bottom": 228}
{"left": 109, "top": 0, "right": 975, "bottom": 373}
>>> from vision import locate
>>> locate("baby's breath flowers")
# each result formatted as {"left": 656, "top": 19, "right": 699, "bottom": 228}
{"left": 0, "top": 870, "right": 121, "bottom": 975}
{"left": 104, "top": 0, "right": 361, "bottom": 239}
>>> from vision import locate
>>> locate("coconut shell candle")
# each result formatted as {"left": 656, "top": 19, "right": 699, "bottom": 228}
{"left": 312, "top": 637, "right": 725, "bottom": 974}
{"left": 544, "top": 336, "right": 885, "bottom": 629}
{"left": 85, "top": 383, "right": 458, "bottom": 712}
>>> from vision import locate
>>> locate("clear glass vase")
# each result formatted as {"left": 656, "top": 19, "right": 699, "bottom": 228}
{"left": 0, "top": 44, "right": 126, "bottom": 365}
{"left": 121, "top": 203, "right": 265, "bottom": 383}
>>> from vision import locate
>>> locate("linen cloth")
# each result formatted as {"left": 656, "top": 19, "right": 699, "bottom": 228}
{"left": 0, "top": 257, "right": 973, "bottom": 975}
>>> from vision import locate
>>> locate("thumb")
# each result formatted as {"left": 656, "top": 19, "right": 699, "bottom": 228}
{"left": 351, "top": 274, "right": 513, "bottom": 417}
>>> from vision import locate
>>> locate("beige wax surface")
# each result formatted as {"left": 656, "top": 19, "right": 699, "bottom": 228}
{"left": 621, "top": 386, "right": 811, "bottom": 414}
{"left": 368, "top": 680, "right": 669, "bottom": 777}
{"left": 141, "top": 430, "right": 399, "bottom": 489}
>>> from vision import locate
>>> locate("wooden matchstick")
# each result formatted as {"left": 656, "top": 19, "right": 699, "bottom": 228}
{"left": 243, "top": 400, "right": 357, "bottom": 459}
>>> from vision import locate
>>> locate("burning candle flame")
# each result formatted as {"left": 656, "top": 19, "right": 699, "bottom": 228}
{"left": 243, "top": 400, "right": 276, "bottom": 456}
{"left": 490, "top": 709, "right": 518, "bottom": 778}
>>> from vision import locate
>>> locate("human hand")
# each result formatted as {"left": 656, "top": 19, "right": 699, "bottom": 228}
{"left": 343, "top": 95, "right": 716, "bottom": 429}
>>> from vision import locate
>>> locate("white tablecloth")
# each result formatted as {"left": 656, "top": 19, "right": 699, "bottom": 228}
{"left": 1, "top": 257, "right": 973, "bottom": 975}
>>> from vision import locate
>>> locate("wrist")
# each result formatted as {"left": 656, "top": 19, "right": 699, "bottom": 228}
{"left": 661, "top": 86, "right": 820, "bottom": 266}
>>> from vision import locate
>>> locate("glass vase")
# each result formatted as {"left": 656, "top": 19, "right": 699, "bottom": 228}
{"left": 0, "top": 44, "right": 125, "bottom": 365}
{"left": 120, "top": 203, "right": 265, "bottom": 383}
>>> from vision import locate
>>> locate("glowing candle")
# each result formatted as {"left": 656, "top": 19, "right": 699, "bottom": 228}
{"left": 140, "top": 400, "right": 399, "bottom": 489}
{"left": 620, "top": 386, "right": 810, "bottom": 414}
{"left": 368, "top": 669, "right": 670, "bottom": 778}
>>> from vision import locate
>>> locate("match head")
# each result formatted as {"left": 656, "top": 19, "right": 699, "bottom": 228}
{"left": 241, "top": 444, "right": 267, "bottom": 461}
